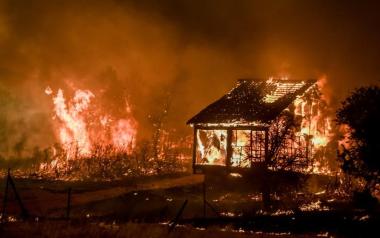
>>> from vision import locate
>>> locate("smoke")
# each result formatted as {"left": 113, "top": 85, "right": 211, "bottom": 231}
{"left": 0, "top": 0, "right": 380, "bottom": 155}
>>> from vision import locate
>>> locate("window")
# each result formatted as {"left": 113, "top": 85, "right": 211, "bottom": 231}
{"left": 231, "top": 130, "right": 265, "bottom": 167}
{"left": 195, "top": 129, "right": 227, "bottom": 166}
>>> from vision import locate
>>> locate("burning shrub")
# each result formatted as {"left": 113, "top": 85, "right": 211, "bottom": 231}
{"left": 28, "top": 138, "right": 190, "bottom": 180}
{"left": 0, "top": 109, "right": 191, "bottom": 181}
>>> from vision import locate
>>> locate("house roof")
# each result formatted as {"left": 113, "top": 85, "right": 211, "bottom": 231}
{"left": 187, "top": 78, "right": 317, "bottom": 125}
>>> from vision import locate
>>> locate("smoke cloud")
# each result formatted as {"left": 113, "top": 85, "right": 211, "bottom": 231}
{"left": 0, "top": 0, "right": 380, "bottom": 155}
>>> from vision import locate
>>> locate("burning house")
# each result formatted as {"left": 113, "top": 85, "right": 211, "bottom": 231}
{"left": 187, "top": 78, "right": 333, "bottom": 174}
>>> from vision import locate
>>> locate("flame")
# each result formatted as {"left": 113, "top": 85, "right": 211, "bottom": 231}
{"left": 48, "top": 86, "right": 137, "bottom": 158}
{"left": 45, "top": 86, "right": 53, "bottom": 95}
{"left": 291, "top": 78, "right": 334, "bottom": 174}
{"left": 111, "top": 119, "right": 137, "bottom": 150}
{"left": 338, "top": 124, "right": 351, "bottom": 148}
{"left": 294, "top": 92, "right": 333, "bottom": 150}
{"left": 53, "top": 89, "right": 93, "bottom": 156}
{"left": 196, "top": 129, "right": 227, "bottom": 165}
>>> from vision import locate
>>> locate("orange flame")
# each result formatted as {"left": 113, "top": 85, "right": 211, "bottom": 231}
{"left": 47, "top": 86, "right": 137, "bottom": 158}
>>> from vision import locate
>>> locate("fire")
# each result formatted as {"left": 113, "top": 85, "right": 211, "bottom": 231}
{"left": 196, "top": 129, "right": 227, "bottom": 165}
{"left": 338, "top": 124, "right": 351, "bottom": 148}
{"left": 293, "top": 80, "right": 334, "bottom": 174}
{"left": 194, "top": 77, "right": 335, "bottom": 175}
{"left": 294, "top": 95, "right": 333, "bottom": 150}
{"left": 312, "top": 136, "right": 329, "bottom": 147}
{"left": 53, "top": 89, "right": 93, "bottom": 156}
{"left": 47, "top": 86, "right": 137, "bottom": 158}
{"left": 112, "top": 119, "right": 137, "bottom": 150}
{"left": 265, "top": 77, "right": 334, "bottom": 174}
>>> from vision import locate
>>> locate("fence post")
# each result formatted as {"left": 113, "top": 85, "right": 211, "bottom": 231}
{"left": 2, "top": 169, "right": 29, "bottom": 219}
{"left": 205, "top": 200, "right": 220, "bottom": 217}
{"left": 168, "top": 199, "right": 188, "bottom": 233}
{"left": 1, "top": 169, "right": 10, "bottom": 222}
{"left": 7, "top": 170, "right": 28, "bottom": 219}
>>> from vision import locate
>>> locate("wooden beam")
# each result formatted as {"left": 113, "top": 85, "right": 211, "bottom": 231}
{"left": 194, "top": 125, "right": 268, "bottom": 131}
{"left": 192, "top": 127, "right": 197, "bottom": 174}
{"left": 264, "top": 128, "right": 269, "bottom": 166}
{"left": 226, "top": 129, "right": 232, "bottom": 169}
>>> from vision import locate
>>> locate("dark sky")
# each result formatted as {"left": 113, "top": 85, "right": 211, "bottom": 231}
{"left": 0, "top": 0, "right": 380, "bottom": 151}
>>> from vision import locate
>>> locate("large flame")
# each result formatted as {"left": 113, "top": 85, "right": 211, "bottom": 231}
{"left": 48, "top": 87, "right": 137, "bottom": 158}
{"left": 294, "top": 95, "right": 333, "bottom": 150}
{"left": 291, "top": 78, "right": 334, "bottom": 174}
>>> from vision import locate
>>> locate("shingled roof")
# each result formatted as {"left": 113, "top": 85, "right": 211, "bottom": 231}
{"left": 187, "top": 78, "right": 317, "bottom": 125}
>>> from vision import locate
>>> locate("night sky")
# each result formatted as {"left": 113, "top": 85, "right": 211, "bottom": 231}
{"left": 1, "top": 0, "right": 380, "bottom": 150}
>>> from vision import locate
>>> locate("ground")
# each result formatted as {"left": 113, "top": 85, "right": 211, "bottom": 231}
{"left": 0, "top": 172, "right": 378, "bottom": 237}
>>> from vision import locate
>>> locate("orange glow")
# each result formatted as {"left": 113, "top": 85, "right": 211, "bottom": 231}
{"left": 196, "top": 129, "right": 227, "bottom": 165}
{"left": 47, "top": 86, "right": 137, "bottom": 158}
{"left": 53, "top": 89, "right": 93, "bottom": 156}
{"left": 111, "top": 119, "right": 137, "bottom": 150}
{"left": 291, "top": 78, "right": 334, "bottom": 174}
{"left": 293, "top": 81, "right": 333, "bottom": 151}
{"left": 338, "top": 124, "right": 351, "bottom": 148}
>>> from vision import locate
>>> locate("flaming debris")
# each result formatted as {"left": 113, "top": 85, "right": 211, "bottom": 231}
{"left": 299, "top": 200, "right": 330, "bottom": 212}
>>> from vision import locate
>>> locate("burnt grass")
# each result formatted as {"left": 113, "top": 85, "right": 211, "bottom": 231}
{"left": 0, "top": 172, "right": 379, "bottom": 237}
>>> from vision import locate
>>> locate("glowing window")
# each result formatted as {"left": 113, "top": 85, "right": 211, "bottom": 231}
{"left": 195, "top": 129, "right": 227, "bottom": 166}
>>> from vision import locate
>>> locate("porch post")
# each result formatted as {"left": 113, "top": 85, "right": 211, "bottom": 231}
{"left": 226, "top": 129, "right": 232, "bottom": 170}
{"left": 192, "top": 127, "right": 197, "bottom": 174}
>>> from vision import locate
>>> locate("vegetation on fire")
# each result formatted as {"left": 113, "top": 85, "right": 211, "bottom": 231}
{"left": 0, "top": 80, "right": 379, "bottom": 238}
{"left": 0, "top": 134, "right": 191, "bottom": 181}
{"left": 0, "top": 86, "right": 191, "bottom": 180}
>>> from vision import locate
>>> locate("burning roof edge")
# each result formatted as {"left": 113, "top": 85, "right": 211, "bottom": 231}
{"left": 187, "top": 78, "right": 317, "bottom": 125}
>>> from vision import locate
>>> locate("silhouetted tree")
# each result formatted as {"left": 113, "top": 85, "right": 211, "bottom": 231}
{"left": 336, "top": 86, "right": 380, "bottom": 190}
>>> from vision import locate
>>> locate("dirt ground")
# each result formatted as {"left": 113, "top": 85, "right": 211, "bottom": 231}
{"left": 0, "top": 173, "right": 378, "bottom": 237}
{"left": 0, "top": 221, "right": 335, "bottom": 238}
